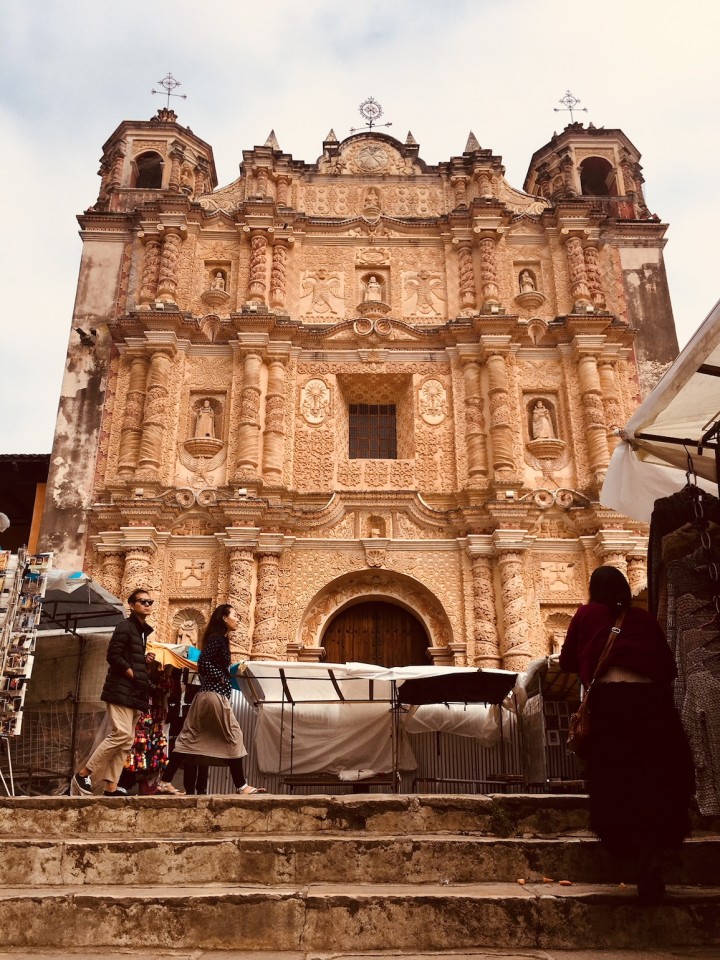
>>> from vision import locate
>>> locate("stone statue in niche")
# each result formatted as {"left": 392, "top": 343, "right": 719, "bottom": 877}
{"left": 531, "top": 400, "right": 554, "bottom": 439}
{"left": 177, "top": 619, "right": 199, "bottom": 646}
{"left": 212, "top": 271, "right": 226, "bottom": 291}
{"left": 520, "top": 270, "right": 536, "bottom": 293}
{"left": 195, "top": 400, "right": 216, "bottom": 439}
{"left": 365, "top": 275, "right": 383, "bottom": 302}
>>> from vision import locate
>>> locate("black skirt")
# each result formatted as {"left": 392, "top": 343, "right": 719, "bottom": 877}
{"left": 587, "top": 682, "right": 694, "bottom": 853}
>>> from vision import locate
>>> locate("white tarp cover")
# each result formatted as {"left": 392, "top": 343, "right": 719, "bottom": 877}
{"left": 403, "top": 703, "right": 501, "bottom": 745}
{"left": 601, "top": 298, "right": 720, "bottom": 520}
{"left": 236, "top": 661, "right": 514, "bottom": 775}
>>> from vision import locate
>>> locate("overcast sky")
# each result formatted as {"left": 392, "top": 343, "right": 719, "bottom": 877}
{"left": 1, "top": 0, "right": 718, "bottom": 454}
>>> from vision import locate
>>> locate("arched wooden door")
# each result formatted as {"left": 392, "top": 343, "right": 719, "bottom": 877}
{"left": 322, "top": 600, "right": 429, "bottom": 667}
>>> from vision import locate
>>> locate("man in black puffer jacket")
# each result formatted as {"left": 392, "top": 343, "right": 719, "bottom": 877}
{"left": 73, "top": 588, "right": 155, "bottom": 797}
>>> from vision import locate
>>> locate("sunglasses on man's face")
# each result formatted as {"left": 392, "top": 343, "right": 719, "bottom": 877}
{"left": 135, "top": 599, "right": 154, "bottom": 606}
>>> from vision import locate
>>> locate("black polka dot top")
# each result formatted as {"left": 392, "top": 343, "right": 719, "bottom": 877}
{"left": 198, "top": 633, "right": 232, "bottom": 699}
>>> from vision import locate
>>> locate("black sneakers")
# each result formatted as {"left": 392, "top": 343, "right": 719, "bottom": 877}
{"left": 73, "top": 771, "right": 92, "bottom": 796}
{"left": 102, "top": 787, "right": 128, "bottom": 797}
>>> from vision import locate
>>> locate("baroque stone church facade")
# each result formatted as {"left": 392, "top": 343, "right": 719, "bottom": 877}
{"left": 39, "top": 108, "right": 679, "bottom": 670}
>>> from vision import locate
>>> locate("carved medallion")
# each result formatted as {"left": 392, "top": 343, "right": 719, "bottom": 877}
{"left": 419, "top": 379, "right": 448, "bottom": 425}
{"left": 301, "top": 378, "right": 332, "bottom": 424}
{"left": 354, "top": 145, "right": 390, "bottom": 172}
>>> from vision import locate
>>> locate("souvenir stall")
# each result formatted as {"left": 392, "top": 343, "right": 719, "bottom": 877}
{"left": 233, "top": 661, "right": 518, "bottom": 794}
{"left": 602, "top": 297, "right": 720, "bottom": 815}
{"left": 515, "top": 656, "right": 584, "bottom": 791}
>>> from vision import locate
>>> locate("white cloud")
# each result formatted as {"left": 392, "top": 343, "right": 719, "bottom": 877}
{"left": 1, "top": 0, "right": 718, "bottom": 452}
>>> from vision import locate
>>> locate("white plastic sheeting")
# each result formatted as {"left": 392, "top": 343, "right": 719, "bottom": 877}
{"left": 602, "top": 297, "right": 720, "bottom": 521}
{"left": 403, "top": 703, "right": 501, "bottom": 746}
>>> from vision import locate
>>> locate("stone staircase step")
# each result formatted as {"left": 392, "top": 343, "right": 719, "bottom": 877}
{"left": 2, "top": 835, "right": 718, "bottom": 887}
{"left": 0, "top": 951, "right": 718, "bottom": 960}
{"left": 1, "top": 794, "right": 717, "bottom": 841}
{"left": 1, "top": 883, "right": 719, "bottom": 951}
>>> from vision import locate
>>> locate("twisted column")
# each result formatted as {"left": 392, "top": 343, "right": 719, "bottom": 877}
{"left": 227, "top": 547, "right": 254, "bottom": 661}
{"left": 110, "top": 147, "right": 125, "bottom": 190}
{"left": 486, "top": 353, "right": 514, "bottom": 473}
{"left": 276, "top": 176, "right": 291, "bottom": 207}
{"left": 100, "top": 552, "right": 124, "bottom": 600}
{"left": 138, "top": 236, "right": 162, "bottom": 305}
{"left": 252, "top": 553, "right": 280, "bottom": 659}
{"left": 583, "top": 243, "right": 605, "bottom": 308}
{"left": 577, "top": 351, "right": 611, "bottom": 483}
{"left": 138, "top": 351, "right": 173, "bottom": 475}
{"left": 627, "top": 554, "right": 647, "bottom": 596}
{"left": 475, "top": 171, "right": 493, "bottom": 198}
{"left": 120, "top": 547, "right": 153, "bottom": 599}
{"left": 470, "top": 554, "right": 501, "bottom": 667}
{"left": 451, "top": 176, "right": 469, "bottom": 208}
{"left": 117, "top": 355, "right": 150, "bottom": 478}
{"left": 262, "top": 360, "right": 287, "bottom": 484}
{"left": 565, "top": 236, "right": 591, "bottom": 310}
{"left": 156, "top": 229, "right": 183, "bottom": 303}
{"left": 456, "top": 241, "right": 477, "bottom": 310}
{"left": 560, "top": 156, "right": 577, "bottom": 196}
{"left": 497, "top": 550, "right": 532, "bottom": 671}
{"left": 463, "top": 361, "right": 488, "bottom": 481}
{"left": 270, "top": 242, "right": 289, "bottom": 309}
{"left": 598, "top": 360, "right": 623, "bottom": 453}
{"left": 235, "top": 353, "right": 263, "bottom": 479}
{"left": 248, "top": 232, "right": 268, "bottom": 303}
{"left": 478, "top": 236, "right": 500, "bottom": 308}
{"left": 168, "top": 147, "right": 184, "bottom": 193}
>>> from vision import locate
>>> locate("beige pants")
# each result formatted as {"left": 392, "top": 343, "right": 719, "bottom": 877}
{"left": 87, "top": 702, "right": 140, "bottom": 786}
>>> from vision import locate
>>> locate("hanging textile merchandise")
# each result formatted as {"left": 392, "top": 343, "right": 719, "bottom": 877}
{"left": 649, "top": 461, "right": 720, "bottom": 815}
{"left": 124, "top": 663, "right": 172, "bottom": 781}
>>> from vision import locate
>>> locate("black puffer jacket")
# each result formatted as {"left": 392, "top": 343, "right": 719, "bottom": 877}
{"left": 100, "top": 615, "right": 152, "bottom": 711}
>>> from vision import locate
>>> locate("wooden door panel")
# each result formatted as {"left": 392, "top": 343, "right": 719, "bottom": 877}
{"left": 322, "top": 601, "right": 429, "bottom": 667}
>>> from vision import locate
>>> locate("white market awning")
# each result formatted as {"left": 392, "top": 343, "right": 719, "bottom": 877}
{"left": 601, "top": 298, "right": 720, "bottom": 521}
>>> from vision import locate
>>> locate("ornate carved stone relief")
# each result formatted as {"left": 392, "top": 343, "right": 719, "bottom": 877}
{"left": 418, "top": 378, "right": 448, "bottom": 425}
{"left": 402, "top": 271, "right": 446, "bottom": 318}
{"left": 299, "top": 269, "right": 345, "bottom": 318}
{"left": 300, "top": 378, "right": 332, "bottom": 424}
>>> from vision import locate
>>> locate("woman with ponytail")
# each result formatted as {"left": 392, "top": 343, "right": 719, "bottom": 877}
{"left": 560, "top": 565, "right": 693, "bottom": 903}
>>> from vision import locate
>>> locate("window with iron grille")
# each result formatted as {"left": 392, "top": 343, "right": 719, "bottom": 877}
{"left": 349, "top": 403, "right": 397, "bottom": 459}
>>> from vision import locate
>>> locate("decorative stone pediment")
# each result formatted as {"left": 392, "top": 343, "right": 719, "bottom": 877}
{"left": 318, "top": 134, "right": 420, "bottom": 176}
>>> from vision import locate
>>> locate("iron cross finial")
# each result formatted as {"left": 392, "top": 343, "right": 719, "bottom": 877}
{"left": 350, "top": 97, "right": 393, "bottom": 133}
{"left": 151, "top": 73, "right": 188, "bottom": 110}
{"left": 553, "top": 90, "right": 588, "bottom": 123}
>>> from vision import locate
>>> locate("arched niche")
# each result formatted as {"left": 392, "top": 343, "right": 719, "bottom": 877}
{"left": 133, "top": 151, "right": 164, "bottom": 189}
{"left": 579, "top": 156, "right": 617, "bottom": 197}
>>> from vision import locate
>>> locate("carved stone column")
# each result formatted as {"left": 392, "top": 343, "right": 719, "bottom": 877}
{"left": 138, "top": 350, "right": 173, "bottom": 476}
{"left": 496, "top": 546, "right": 533, "bottom": 672}
{"left": 194, "top": 157, "right": 209, "bottom": 197}
{"left": 565, "top": 236, "right": 591, "bottom": 310}
{"left": 451, "top": 176, "right": 469, "bottom": 208}
{"left": 168, "top": 145, "right": 184, "bottom": 193}
{"left": 478, "top": 236, "right": 500, "bottom": 309}
{"left": 117, "top": 354, "right": 150, "bottom": 478}
{"left": 475, "top": 171, "right": 493, "bottom": 198}
{"left": 575, "top": 344, "right": 611, "bottom": 485}
{"left": 252, "top": 551, "right": 281, "bottom": 660}
{"left": 255, "top": 167, "right": 270, "bottom": 197}
{"left": 262, "top": 359, "right": 287, "bottom": 484}
{"left": 121, "top": 547, "right": 153, "bottom": 599}
{"left": 485, "top": 351, "right": 515, "bottom": 474}
{"left": 600, "top": 552, "right": 628, "bottom": 578}
{"left": 560, "top": 155, "right": 577, "bottom": 196}
{"left": 247, "top": 231, "right": 268, "bottom": 303}
{"left": 276, "top": 176, "right": 291, "bottom": 207}
{"left": 462, "top": 361, "right": 488, "bottom": 481}
{"left": 467, "top": 544, "right": 501, "bottom": 667}
{"left": 99, "top": 551, "right": 124, "bottom": 600}
{"left": 156, "top": 228, "right": 185, "bottom": 303}
{"left": 270, "top": 241, "right": 289, "bottom": 309}
{"left": 455, "top": 241, "right": 477, "bottom": 311}
{"left": 235, "top": 353, "right": 263, "bottom": 479}
{"left": 138, "top": 235, "right": 162, "bottom": 306}
{"left": 627, "top": 554, "right": 648, "bottom": 596}
{"left": 227, "top": 547, "right": 254, "bottom": 661}
{"left": 598, "top": 359, "right": 623, "bottom": 453}
{"left": 110, "top": 146, "right": 125, "bottom": 191}
{"left": 583, "top": 243, "right": 606, "bottom": 308}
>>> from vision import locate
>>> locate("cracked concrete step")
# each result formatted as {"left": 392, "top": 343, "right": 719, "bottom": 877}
{"left": 2, "top": 835, "right": 718, "bottom": 887}
{"left": 1, "top": 795, "right": 717, "bottom": 840}
{"left": 1, "top": 883, "right": 719, "bottom": 951}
